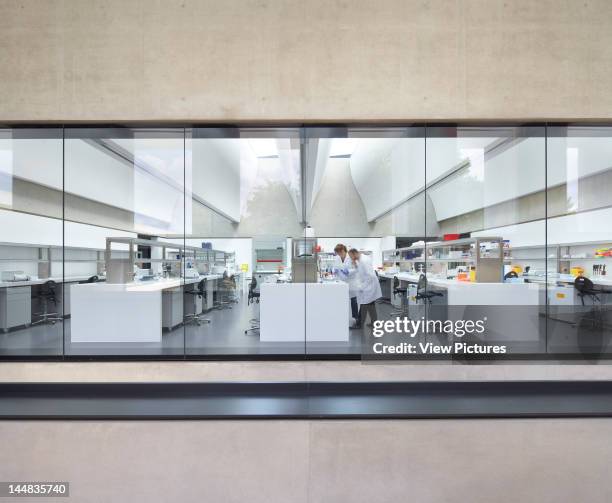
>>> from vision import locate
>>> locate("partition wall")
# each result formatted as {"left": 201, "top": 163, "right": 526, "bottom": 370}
{"left": 0, "top": 125, "right": 610, "bottom": 359}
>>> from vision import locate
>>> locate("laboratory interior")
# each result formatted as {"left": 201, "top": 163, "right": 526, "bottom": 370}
{"left": 0, "top": 125, "right": 611, "bottom": 358}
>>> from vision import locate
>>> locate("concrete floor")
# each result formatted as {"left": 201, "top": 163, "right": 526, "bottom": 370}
{"left": 1, "top": 293, "right": 611, "bottom": 358}
{"left": 0, "top": 299, "right": 612, "bottom": 358}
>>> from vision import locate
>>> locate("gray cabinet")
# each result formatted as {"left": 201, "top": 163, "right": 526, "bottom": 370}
{"left": 62, "top": 282, "right": 72, "bottom": 316}
{"left": 0, "top": 286, "right": 32, "bottom": 333}
{"left": 162, "top": 287, "right": 184, "bottom": 330}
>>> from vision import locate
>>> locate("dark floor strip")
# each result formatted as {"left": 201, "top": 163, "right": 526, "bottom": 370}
{"left": 1, "top": 381, "right": 612, "bottom": 419}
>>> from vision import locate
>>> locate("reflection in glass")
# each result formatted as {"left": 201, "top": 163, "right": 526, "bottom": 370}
{"left": 547, "top": 127, "right": 612, "bottom": 357}
{"left": 0, "top": 129, "right": 64, "bottom": 356}
{"left": 64, "top": 129, "right": 185, "bottom": 356}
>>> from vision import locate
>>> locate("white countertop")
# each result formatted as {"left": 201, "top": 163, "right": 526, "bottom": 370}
{"left": 71, "top": 273, "right": 224, "bottom": 293}
{"left": 522, "top": 274, "right": 612, "bottom": 288}
{"left": 0, "top": 275, "right": 102, "bottom": 288}
{"left": 379, "top": 271, "right": 540, "bottom": 305}
{"left": 260, "top": 280, "right": 345, "bottom": 287}
{"left": 183, "top": 273, "right": 223, "bottom": 284}
{"left": 382, "top": 270, "right": 612, "bottom": 289}
{"left": 379, "top": 271, "right": 467, "bottom": 287}
{"left": 0, "top": 272, "right": 228, "bottom": 289}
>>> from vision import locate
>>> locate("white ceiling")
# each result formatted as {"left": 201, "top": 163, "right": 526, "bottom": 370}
{"left": 2, "top": 133, "right": 612, "bottom": 230}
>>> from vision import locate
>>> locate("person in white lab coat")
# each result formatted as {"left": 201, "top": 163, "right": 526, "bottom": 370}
{"left": 348, "top": 248, "right": 382, "bottom": 327}
{"left": 332, "top": 244, "right": 360, "bottom": 327}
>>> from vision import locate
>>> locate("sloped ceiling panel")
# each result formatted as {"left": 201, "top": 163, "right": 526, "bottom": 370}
{"left": 349, "top": 138, "right": 425, "bottom": 221}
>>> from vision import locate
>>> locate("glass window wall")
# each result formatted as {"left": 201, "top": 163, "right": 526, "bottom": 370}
{"left": 0, "top": 124, "right": 610, "bottom": 361}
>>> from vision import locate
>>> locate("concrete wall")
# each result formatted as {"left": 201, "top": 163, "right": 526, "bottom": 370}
{"left": 2, "top": 0, "right": 612, "bottom": 122}
{"left": 1, "top": 419, "right": 611, "bottom": 503}
{"left": 309, "top": 158, "right": 372, "bottom": 236}
{"left": 2, "top": 361, "right": 612, "bottom": 383}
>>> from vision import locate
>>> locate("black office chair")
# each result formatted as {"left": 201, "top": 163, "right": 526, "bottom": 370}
{"left": 574, "top": 276, "right": 601, "bottom": 306}
{"left": 245, "top": 277, "right": 260, "bottom": 335}
{"left": 390, "top": 276, "right": 409, "bottom": 316}
{"left": 32, "top": 280, "right": 63, "bottom": 326}
{"left": 184, "top": 279, "right": 211, "bottom": 326}
{"left": 504, "top": 271, "right": 519, "bottom": 280}
{"left": 415, "top": 274, "right": 443, "bottom": 305}
{"left": 247, "top": 276, "right": 260, "bottom": 305}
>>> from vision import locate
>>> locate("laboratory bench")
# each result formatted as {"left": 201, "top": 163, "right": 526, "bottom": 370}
{"left": 377, "top": 271, "right": 542, "bottom": 345}
{"left": 70, "top": 273, "right": 226, "bottom": 343}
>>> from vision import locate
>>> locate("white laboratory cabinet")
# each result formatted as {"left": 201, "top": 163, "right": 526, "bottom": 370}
{"left": 259, "top": 282, "right": 349, "bottom": 342}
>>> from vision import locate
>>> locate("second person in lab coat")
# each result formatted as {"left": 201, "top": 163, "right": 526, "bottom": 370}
{"left": 348, "top": 248, "right": 382, "bottom": 327}
{"left": 333, "top": 243, "right": 360, "bottom": 328}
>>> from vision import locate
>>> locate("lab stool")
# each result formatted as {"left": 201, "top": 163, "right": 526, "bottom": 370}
{"left": 184, "top": 279, "right": 211, "bottom": 326}
{"left": 32, "top": 280, "right": 63, "bottom": 326}
{"left": 415, "top": 274, "right": 443, "bottom": 305}
{"left": 245, "top": 277, "right": 260, "bottom": 335}
{"left": 390, "top": 276, "right": 409, "bottom": 317}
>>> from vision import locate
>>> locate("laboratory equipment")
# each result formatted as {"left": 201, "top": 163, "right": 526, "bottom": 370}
{"left": 291, "top": 238, "right": 318, "bottom": 283}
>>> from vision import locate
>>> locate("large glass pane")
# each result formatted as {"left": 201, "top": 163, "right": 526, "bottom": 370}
{"left": 304, "top": 127, "right": 426, "bottom": 357}
{"left": 0, "top": 128, "right": 63, "bottom": 356}
{"left": 185, "top": 128, "right": 305, "bottom": 355}
{"left": 425, "top": 126, "right": 546, "bottom": 359}
{"left": 547, "top": 126, "right": 612, "bottom": 357}
{"left": 63, "top": 128, "right": 185, "bottom": 356}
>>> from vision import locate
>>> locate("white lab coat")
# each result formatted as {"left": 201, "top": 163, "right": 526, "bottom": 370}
{"left": 354, "top": 254, "right": 382, "bottom": 305}
{"left": 332, "top": 254, "right": 359, "bottom": 298}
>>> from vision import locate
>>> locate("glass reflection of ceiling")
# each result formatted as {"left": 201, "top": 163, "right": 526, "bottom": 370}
{"left": 0, "top": 143, "right": 13, "bottom": 207}
{"left": 329, "top": 138, "right": 358, "bottom": 157}
{"left": 248, "top": 139, "right": 278, "bottom": 158}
